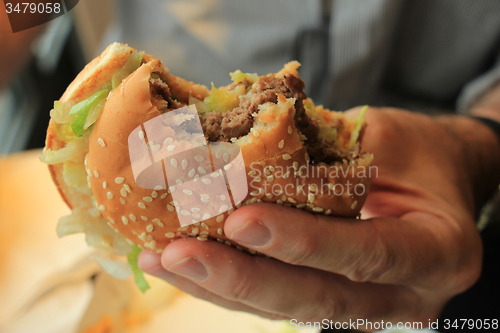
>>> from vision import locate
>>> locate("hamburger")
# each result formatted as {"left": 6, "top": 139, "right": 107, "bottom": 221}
{"left": 41, "top": 43, "right": 373, "bottom": 290}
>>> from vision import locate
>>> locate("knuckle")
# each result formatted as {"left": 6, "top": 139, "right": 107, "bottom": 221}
{"left": 226, "top": 272, "right": 257, "bottom": 301}
{"left": 346, "top": 234, "right": 396, "bottom": 282}
{"left": 284, "top": 233, "right": 318, "bottom": 266}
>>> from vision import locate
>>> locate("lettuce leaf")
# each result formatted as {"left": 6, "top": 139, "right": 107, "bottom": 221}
{"left": 69, "top": 87, "right": 110, "bottom": 137}
{"left": 112, "top": 51, "right": 144, "bottom": 89}
{"left": 349, "top": 105, "right": 368, "bottom": 148}
{"left": 127, "top": 245, "right": 150, "bottom": 293}
{"left": 229, "top": 70, "right": 259, "bottom": 85}
{"left": 204, "top": 83, "right": 240, "bottom": 113}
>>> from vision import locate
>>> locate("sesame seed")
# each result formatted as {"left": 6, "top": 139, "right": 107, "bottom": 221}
{"left": 296, "top": 203, "right": 307, "bottom": 208}
{"left": 102, "top": 181, "right": 107, "bottom": 189}
{"left": 254, "top": 176, "right": 262, "bottom": 182}
{"left": 107, "top": 192, "right": 113, "bottom": 199}
{"left": 119, "top": 198, "right": 126, "bottom": 204}
{"left": 143, "top": 196, "right": 153, "bottom": 202}
{"left": 215, "top": 150, "right": 223, "bottom": 159}
{"left": 167, "top": 145, "right": 176, "bottom": 151}
{"left": 154, "top": 185, "right": 163, "bottom": 191}
{"left": 183, "top": 189, "right": 193, "bottom": 195}
{"left": 219, "top": 205, "right": 229, "bottom": 213}
{"left": 141, "top": 216, "right": 148, "bottom": 221}
{"left": 194, "top": 155, "right": 204, "bottom": 162}
{"left": 217, "top": 228, "right": 223, "bottom": 235}
{"left": 114, "top": 177, "right": 124, "bottom": 184}
{"left": 108, "top": 217, "right": 115, "bottom": 224}
{"left": 223, "top": 153, "right": 229, "bottom": 162}
{"left": 248, "top": 170, "right": 256, "bottom": 176}
{"left": 170, "top": 158, "right": 178, "bottom": 168}
{"left": 309, "top": 185, "right": 317, "bottom": 192}
{"left": 146, "top": 235, "right": 153, "bottom": 241}
{"left": 139, "top": 131, "right": 145, "bottom": 139}
{"left": 202, "top": 213, "right": 211, "bottom": 219}
{"left": 123, "top": 184, "right": 131, "bottom": 193}
{"left": 276, "top": 199, "right": 283, "bottom": 205}
{"left": 220, "top": 194, "right": 226, "bottom": 201}
{"left": 146, "top": 224, "right": 154, "bottom": 232}
{"left": 161, "top": 193, "right": 168, "bottom": 199}
{"left": 191, "top": 227, "right": 199, "bottom": 234}
{"left": 252, "top": 129, "right": 260, "bottom": 137}
{"left": 216, "top": 215, "right": 224, "bottom": 223}
{"left": 225, "top": 241, "right": 232, "bottom": 246}
{"left": 266, "top": 193, "right": 273, "bottom": 199}
{"left": 307, "top": 203, "right": 315, "bottom": 209}
{"left": 283, "top": 171, "right": 290, "bottom": 179}
{"left": 151, "top": 191, "right": 158, "bottom": 198}
{"left": 201, "top": 222, "right": 209, "bottom": 230}
{"left": 250, "top": 190, "right": 260, "bottom": 196}
{"left": 188, "top": 168, "right": 195, "bottom": 177}
{"left": 164, "top": 137, "right": 173, "bottom": 144}
{"left": 197, "top": 236, "right": 208, "bottom": 241}
{"left": 122, "top": 216, "right": 129, "bottom": 225}
{"left": 176, "top": 179, "right": 183, "bottom": 185}
{"left": 138, "top": 202, "right": 146, "bottom": 209}
{"left": 198, "top": 166, "right": 206, "bottom": 174}
{"left": 278, "top": 140, "right": 284, "bottom": 149}
{"left": 120, "top": 188, "right": 127, "bottom": 197}
{"left": 98, "top": 205, "right": 105, "bottom": 211}
{"left": 182, "top": 159, "right": 188, "bottom": 169}
{"left": 288, "top": 126, "right": 292, "bottom": 134}
{"left": 200, "top": 231, "right": 209, "bottom": 236}
{"left": 172, "top": 200, "right": 179, "bottom": 206}
{"left": 151, "top": 144, "right": 161, "bottom": 152}
{"left": 202, "top": 178, "right": 212, "bottom": 185}
{"left": 224, "top": 164, "right": 232, "bottom": 170}
{"left": 283, "top": 154, "right": 291, "bottom": 160}
{"left": 313, "top": 207, "right": 324, "bottom": 212}
{"left": 308, "top": 193, "right": 315, "bottom": 203}
{"left": 86, "top": 169, "right": 92, "bottom": 177}
{"left": 325, "top": 209, "right": 332, "bottom": 215}
{"left": 267, "top": 175, "right": 274, "bottom": 182}
{"left": 293, "top": 162, "right": 299, "bottom": 170}
{"left": 264, "top": 168, "right": 271, "bottom": 175}
{"left": 181, "top": 210, "right": 191, "bottom": 216}
{"left": 191, "top": 207, "right": 201, "bottom": 213}
{"left": 98, "top": 138, "right": 106, "bottom": 147}
{"left": 217, "top": 238, "right": 224, "bottom": 242}
{"left": 288, "top": 197, "right": 297, "bottom": 204}
{"left": 165, "top": 232, "right": 175, "bottom": 238}
{"left": 210, "top": 172, "right": 220, "bottom": 178}
{"left": 169, "top": 186, "right": 176, "bottom": 192}
{"left": 94, "top": 170, "right": 99, "bottom": 177}
{"left": 351, "top": 201, "right": 358, "bottom": 209}
{"left": 167, "top": 204, "right": 174, "bottom": 211}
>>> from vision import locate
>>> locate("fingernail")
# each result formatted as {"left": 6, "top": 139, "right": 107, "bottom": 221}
{"left": 167, "top": 257, "right": 208, "bottom": 282}
{"left": 229, "top": 219, "right": 271, "bottom": 247}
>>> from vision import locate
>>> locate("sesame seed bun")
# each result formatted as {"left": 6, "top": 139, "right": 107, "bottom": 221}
{"left": 45, "top": 43, "right": 372, "bottom": 254}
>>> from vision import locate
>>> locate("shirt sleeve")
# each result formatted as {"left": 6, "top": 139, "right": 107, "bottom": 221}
{"left": 457, "top": 52, "right": 500, "bottom": 113}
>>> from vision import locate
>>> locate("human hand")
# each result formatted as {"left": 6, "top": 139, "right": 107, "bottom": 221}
{"left": 138, "top": 107, "right": 500, "bottom": 329}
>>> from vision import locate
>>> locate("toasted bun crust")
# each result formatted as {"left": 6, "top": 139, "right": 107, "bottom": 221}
{"left": 46, "top": 43, "right": 372, "bottom": 253}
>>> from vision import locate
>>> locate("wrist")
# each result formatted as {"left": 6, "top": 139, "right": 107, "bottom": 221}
{"left": 436, "top": 115, "right": 500, "bottom": 215}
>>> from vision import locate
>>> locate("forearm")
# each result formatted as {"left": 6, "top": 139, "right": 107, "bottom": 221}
{"left": 437, "top": 82, "right": 500, "bottom": 214}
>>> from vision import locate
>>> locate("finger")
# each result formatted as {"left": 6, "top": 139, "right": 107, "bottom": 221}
{"left": 159, "top": 238, "right": 415, "bottom": 322}
{"left": 223, "top": 203, "right": 461, "bottom": 286}
{"left": 138, "top": 250, "right": 287, "bottom": 320}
